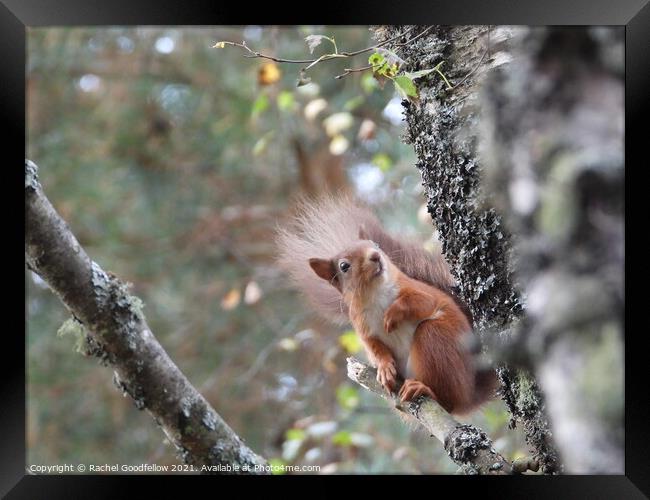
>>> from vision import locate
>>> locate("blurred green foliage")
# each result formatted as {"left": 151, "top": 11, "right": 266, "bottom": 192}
{"left": 27, "top": 26, "right": 526, "bottom": 474}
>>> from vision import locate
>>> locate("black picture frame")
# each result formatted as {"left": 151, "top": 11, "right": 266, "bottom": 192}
{"left": 5, "top": 1, "right": 647, "bottom": 497}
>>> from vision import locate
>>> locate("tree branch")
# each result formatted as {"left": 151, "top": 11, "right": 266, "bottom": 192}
{"left": 334, "top": 65, "right": 373, "bottom": 80}
{"left": 346, "top": 357, "right": 512, "bottom": 475}
{"left": 480, "top": 26, "right": 624, "bottom": 474}
{"left": 25, "top": 159, "right": 268, "bottom": 474}
{"left": 213, "top": 26, "right": 419, "bottom": 75}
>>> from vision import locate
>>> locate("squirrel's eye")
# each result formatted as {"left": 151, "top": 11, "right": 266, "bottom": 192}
{"left": 339, "top": 261, "right": 350, "bottom": 273}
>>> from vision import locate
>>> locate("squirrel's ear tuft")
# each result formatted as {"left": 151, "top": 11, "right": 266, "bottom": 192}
{"left": 358, "top": 224, "right": 369, "bottom": 241}
{"left": 309, "top": 258, "right": 336, "bottom": 282}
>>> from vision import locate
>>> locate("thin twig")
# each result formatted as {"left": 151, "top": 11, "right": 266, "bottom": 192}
{"left": 335, "top": 64, "right": 373, "bottom": 80}
{"left": 214, "top": 26, "right": 420, "bottom": 73}
{"left": 334, "top": 27, "right": 438, "bottom": 81}
{"left": 219, "top": 41, "right": 314, "bottom": 64}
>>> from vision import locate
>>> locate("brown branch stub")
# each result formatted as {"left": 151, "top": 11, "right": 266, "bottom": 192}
{"left": 346, "top": 357, "right": 512, "bottom": 474}
{"left": 25, "top": 159, "right": 268, "bottom": 474}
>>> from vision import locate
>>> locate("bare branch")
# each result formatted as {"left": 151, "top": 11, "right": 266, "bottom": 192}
{"left": 216, "top": 40, "right": 315, "bottom": 64}
{"left": 213, "top": 26, "right": 419, "bottom": 75}
{"left": 346, "top": 357, "right": 512, "bottom": 474}
{"left": 25, "top": 159, "right": 268, "bottom": 474}
{"left": 334, "top": 65, "right": 373, "bottom": 80}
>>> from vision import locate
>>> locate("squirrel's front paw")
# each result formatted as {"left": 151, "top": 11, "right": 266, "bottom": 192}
{"left": 384, "top": 306, "right": 404, "bottom": 334}
{"left": 376, "top": 360, "right": 397, "bottom": 393}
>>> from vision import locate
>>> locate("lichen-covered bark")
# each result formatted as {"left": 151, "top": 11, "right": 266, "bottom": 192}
{"left": 480, "top": 27, "right": 624, "bottom": 473}
{"left": 374, "top": 25, "right": 523, "bottom": 332}
{"left": 26, "top": 160, "right": 268, "bottom": 474}
{"left": 347, "top": 358, "right": 512, "bottom": 474}
{"left": 373, "top": 25, "right": 561, "bottom": 473}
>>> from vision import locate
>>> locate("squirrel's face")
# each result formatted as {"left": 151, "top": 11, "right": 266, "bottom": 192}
{"left": 309, "top": 239, "right": 388, "bottom": 295}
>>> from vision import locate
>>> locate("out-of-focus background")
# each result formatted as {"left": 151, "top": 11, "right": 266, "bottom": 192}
{"left": 27, "top": 26, "right": 527, "bottom": 473}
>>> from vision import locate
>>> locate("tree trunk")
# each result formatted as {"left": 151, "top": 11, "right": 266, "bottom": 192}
{"left": 373, "top": 25, "right": 562, "bottom": 473}
{"left": 480, "top": 26, "right": 624, "bottom": 474}
{"left": 376, "top": 24, "right": 624, "bottom": 474}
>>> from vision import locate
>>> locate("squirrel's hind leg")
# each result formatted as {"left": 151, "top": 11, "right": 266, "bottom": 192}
{"left": 398, "top": 379, "right": 437, "bottom": 403}
{"left": 407, "top": 321, "right": 474, "bottom": 413}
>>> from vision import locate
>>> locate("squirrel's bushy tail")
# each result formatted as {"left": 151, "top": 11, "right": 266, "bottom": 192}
{"left": 472, "top": 366, "right": 500, "bottom": 408}
{"left": 275, "top": 195, "right": 455, "bottom": 325}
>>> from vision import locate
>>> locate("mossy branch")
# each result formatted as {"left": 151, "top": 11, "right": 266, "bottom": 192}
{"left": 25, "top": 159, "right": 268, "bottom": 474}
{"left": 346, "top": 357, "right": 512, "bottom": 474}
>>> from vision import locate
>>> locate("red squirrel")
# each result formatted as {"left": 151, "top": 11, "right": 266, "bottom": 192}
{"left": 276, "top": 196, "right": 496, "bottom": 415}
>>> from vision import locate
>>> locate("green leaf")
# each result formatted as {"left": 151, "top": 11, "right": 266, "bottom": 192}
{"left": 331, "top": 430, "right": 353, "bottom": 446}
{"left": 251, "top": 93, "right": 269, "bottom": 118}
{"left": 383, "top": 63, "right": 399, "bottom": 77}
{"left": 338, "top": 330, "right": 362, "bottom": 354}
{"left": 372, "top": 153, "right": 392, "bottom": 172}
{"left": 368, "top": 52, "right": 385, "bottom": 68}
{"left": 268, "top": 458, "right": 287, "bottom": 475}
{"left": 369, "top": 51, "right": 398, "bottom": 78}
{"left": 277, "top": 90, "right": 296, "bottom": 112}
{"left": 336, "top": 384, "right": 360, "bottom": 410}
{"left": 393, "top": 75, "right": 418, "bottom": 100}
{"left": 375, "top": 47, "right": 405, "bottom": 67}
{"left": 285, "top": 428, "right": 307, "bottom": 442}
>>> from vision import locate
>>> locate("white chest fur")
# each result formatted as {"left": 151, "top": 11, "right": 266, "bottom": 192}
{"left": 361, "top": 279, "right": 416, "bottom": 378}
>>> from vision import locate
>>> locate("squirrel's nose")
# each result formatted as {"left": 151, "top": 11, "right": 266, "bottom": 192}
{"left": 369, "top": 251, "right": 380, "bottom": 263}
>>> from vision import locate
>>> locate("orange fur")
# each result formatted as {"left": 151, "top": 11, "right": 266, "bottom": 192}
{"left": 275, "top": 196, "right": 496, "bottom": 415}
{"left": 310, "top": 239, "right": 495, "bottom": 416}
{"left": 275, "top": 195, "right": 456, "bottom": 325}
